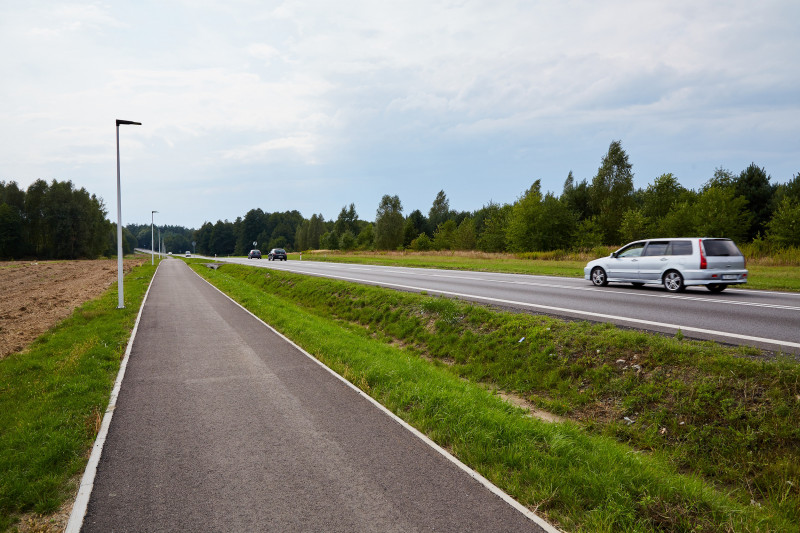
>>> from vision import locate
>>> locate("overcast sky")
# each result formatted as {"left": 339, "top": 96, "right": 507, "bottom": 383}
{"left": 2, "top": 1, "right": 798, "bottom": 229}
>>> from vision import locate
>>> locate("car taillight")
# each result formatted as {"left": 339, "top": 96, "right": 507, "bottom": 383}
{"left": 699, "top": 239, "right": 707, "bottom": 269}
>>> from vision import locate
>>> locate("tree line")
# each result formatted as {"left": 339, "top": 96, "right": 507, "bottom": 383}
{"left": 189, "top": 209, "right": 305, "bottom": 256}
{"left": 127, "top": 223, "right": 196, "bottom": 256}
{"left": 4, "top": 141, "right": 797, "bottom": 260}
{"left": 303, "top": 141, "right": 799, "bottom": 254}
{"left": 0, "top": 179, "right": 127, "bottom": 260}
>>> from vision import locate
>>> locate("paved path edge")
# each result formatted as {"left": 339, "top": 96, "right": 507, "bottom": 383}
{"left": 65, "top": 262, "right": 161, "bottom": 533}
{"left": 192, "top": 266, "right": 562, "bottom": 533}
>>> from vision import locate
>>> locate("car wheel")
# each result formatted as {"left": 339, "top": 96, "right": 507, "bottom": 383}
{"left": 663, "top": 271, "right": 685, "bottom": 292}
{"left": 707, "top": 283, "right": 727, "bottom": 293}
{"left": 631, "top": 282, "right": 644, "bottom": 288}
{"left": 591, "top": 267, "right": 608, "bottom": 287}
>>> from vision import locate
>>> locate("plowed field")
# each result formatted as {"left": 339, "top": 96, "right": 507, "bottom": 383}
{"left": 0, "top": 258, "right": 146, "bottom": 359}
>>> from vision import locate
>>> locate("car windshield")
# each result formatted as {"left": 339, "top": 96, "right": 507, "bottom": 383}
{"left": 703, "top": 239, "right": 741, "bottom": 256}
{"left": 617, "top": 243, "right": 645, "bottom": 258}
{"left": 275, "top": 249, "right": 285, "bottom": 253}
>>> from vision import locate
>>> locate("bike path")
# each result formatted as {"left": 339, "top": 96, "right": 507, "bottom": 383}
{"left": 81, "top": 259, "right": 550, "bottom": 532}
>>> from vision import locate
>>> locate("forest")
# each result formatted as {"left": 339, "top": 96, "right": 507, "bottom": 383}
{"left": 0, "top": 179, "right": 136, "bottom": 260}
{"left": 196, "top": 141, "right": 799, "bottom": 256}
{"left": 3, "top": 142, "right": 798, "bottom": 259}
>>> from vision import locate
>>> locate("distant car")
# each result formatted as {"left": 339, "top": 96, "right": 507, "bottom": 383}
{"left": 185, "top": 251, "right": 191, "bottom": 257}
{"left": 268, "top": 248, "right": 287, "bottom": 261}
{"left": 584, "top": 238, "right": 747, "bottom": 293}
{"left": 248, "top": 249, "right": 262, "bottom": 259}
{"left": 167, "top": 252, "right": 172, "bottom": 255}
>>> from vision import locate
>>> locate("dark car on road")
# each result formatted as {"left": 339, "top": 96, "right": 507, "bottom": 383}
{"left": 268, "top": 248, "right": 287, "bottom": 261}
{"left": 248, "top": 249, "right": 262, "bottom": 259}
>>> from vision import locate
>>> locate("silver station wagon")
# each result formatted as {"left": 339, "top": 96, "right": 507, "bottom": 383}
{"left": 584, "top": 238, "right": 748, "bottom": 293}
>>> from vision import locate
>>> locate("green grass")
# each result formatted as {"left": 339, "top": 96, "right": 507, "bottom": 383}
{"left": 192, "top": 263, "right": 800, "bottom": 531}
{"left": 302, "top": 250, "right": 800, "bottom": 292}
{"left": 0, "top": 262, "right": 157, "bottom": 531}
{"left": 745, "top": 265, "right": 800, "bottom": 291}
{"left": 303, "top": 250, "right": 588, "bottom": 277}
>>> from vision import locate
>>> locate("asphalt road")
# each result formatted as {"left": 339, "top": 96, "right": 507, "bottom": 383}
{"left": 213, "top": 256, "right": 800, "bottom": 354}
{"left": 81, "top": 259, "right": 550, "bottom": 532}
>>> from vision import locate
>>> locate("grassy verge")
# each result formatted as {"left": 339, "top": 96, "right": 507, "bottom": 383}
{"left": 302, "top": 250, "right": 588, "bottom": 277}
{"left": 0, "top": 262, "right": 157, "bottom": 531}
{"left": 192, "top": 263, "right": 799, "bottom": 531}
{"left": 301, "top": 250, "right": 800, "bottom": 292}
{"left": 745, "top": 265, "right": 800, "bottom": 291}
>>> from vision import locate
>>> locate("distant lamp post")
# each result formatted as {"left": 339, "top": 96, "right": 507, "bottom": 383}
{"left": 116, "top": 119, "right": 141, "bottom": 309}
{"left": 151, "top": 210, "right": 158, "bottom": 265}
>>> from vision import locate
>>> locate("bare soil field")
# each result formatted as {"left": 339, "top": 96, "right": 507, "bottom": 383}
{"left": 0, "top": 258, "right": 146, "bottom": 359}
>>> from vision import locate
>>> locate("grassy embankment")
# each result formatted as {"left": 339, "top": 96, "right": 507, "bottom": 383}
{"left": 192, "top": 262, "right": 799, "bottom": 532}
{"left": 299, "top": 246, "right": 800, "bottom": 292}
{"left": 0, "top": 261, "right": 157, "bottom": 532}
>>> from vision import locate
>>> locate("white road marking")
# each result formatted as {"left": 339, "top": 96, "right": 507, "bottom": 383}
{"left": 271, "top": 261, "right": 800, "bottom": 312}
{"left": 408, "top": 272, "right": 800, "bottom": 311}
{"left": 279, "top": 267, "right": 800, "bottom": 351}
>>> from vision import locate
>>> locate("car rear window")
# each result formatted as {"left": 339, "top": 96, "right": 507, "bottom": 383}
{"left": 703, "top": 239, "right": 741, "bottom": 256}
{"left": 668, "top": 241, "right": 693, "bottom": 255}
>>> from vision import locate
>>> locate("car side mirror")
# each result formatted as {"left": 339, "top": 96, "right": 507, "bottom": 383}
{"left": 610, "top": 252, "right": 617, "bottom": 258}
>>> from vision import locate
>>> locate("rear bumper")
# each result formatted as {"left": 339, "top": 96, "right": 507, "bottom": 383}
{"left": 683, "top": 270, "right": 748, "bottom": 286}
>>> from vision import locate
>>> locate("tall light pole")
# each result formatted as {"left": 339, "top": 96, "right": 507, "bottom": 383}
{"left": 116, "top": 119, "right": 141, "bottom": 309}
{"left": 151, "top": 210, "right": 158, "bottom": 265}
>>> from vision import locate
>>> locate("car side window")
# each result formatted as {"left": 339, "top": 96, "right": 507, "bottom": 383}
{"left": 668, "top": 241, "right": 693, "bottom": 255}
{"left": 643, "top": 242, "right": 669, "bottom": 256}
{"left": 617, "top": 243, "right": 645, "bottom": 258}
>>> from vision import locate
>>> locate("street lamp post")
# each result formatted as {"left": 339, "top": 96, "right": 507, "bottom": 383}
{"left": 151, "top": 210, "right": 158, "bottom": 265}
{"left": 116, "top": 119, "right": 141, "bottom": 309}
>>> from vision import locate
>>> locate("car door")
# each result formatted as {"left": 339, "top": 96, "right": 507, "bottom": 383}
{"left": 636, "top": 241, "right": 670, "bottom": 281}
{"left": 607, "top": 241, "right": 646, "bottom": 280}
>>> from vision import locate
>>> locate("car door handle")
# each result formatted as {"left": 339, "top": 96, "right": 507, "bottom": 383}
{"left": 660, "top": 258, "right": 668, "bottom": 261}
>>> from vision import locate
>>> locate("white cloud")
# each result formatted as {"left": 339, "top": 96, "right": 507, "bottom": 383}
{"left": 26, "top": 2, "right": 123, "bottom": 37}
{"left": 220, "top": 134, "right": 321, "bottom": 163}
{"left": 1, "top": 0, "right": 798, "bottom": 226}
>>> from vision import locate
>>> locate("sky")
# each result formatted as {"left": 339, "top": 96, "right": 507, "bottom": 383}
{"left": 2, "top": 1, "right": 798, "bottom": 229}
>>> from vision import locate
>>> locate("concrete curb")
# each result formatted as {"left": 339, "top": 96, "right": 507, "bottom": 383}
{"left": 64, "top": 262, "right": 160, "bottom": 533}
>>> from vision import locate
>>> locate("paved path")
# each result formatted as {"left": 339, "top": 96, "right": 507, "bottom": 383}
{"left": 81, "top": 260, "right": 549, "bottom": 532}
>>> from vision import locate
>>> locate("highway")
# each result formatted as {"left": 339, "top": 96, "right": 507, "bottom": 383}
{"left": 212, "top": 256, "right": 800, "bottom": 354}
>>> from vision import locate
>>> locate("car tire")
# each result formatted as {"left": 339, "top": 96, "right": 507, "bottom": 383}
{"left": 707, "top": 283, "right": 727, "bottom": 293}
{"left": 591, "top": 267, "right": 608, "bottom": 287}
{"left": 663, "top": 271, "right": 685, "bottom": 292}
